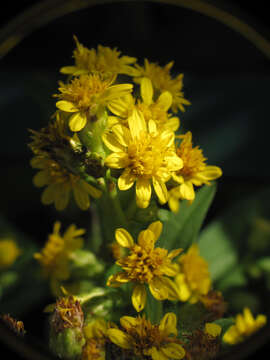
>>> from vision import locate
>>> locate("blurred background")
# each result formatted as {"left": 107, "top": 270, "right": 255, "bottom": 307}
{"left": 0, "top": 1, "right": 269, "bottom": 359}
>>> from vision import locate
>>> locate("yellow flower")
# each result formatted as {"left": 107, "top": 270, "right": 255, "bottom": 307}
{"left": 0, "top": 239, "right": 21, "bottom": 269}
{"left": 31, "top": 155, "right": 101, "bottom": 211}
{"left": 223, "top": 307, "right": 267, "bottom": 345}
{"left": 107, "top": 313, "right": 185, "bottom": 360}
{"left": 107, "top": 221, "right": 182, "bottom": 312}
{"left": 55, "top": 73, "right": 133, "bottom": 132}
{"left": 103, "top": 109, "right": 183, "bottom": 208}
{"left": 34, "top": 221, "right": 84, "bottom": 285}
{"left": 108, "top": 77, "right": 180, "bottom": 132}
{"left": 134, "top": 58, "right": 191, "bottom": 113}
{"left": 82, "top": 319, "right": 111, "bottom": 360}
{"left": 173, "top": 244, "right": 211, "bottom": 303}
{"left": 168, "top": 131, "right": 222, "bottom": 213}
{"left": 60, "top": 36, "right": 138, "bottom": 77}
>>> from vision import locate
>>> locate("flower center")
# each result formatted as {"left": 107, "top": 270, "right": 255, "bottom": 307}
{"left": 176, "top": 139, "right": 206, "bottom": 178}
{"left": 127, "top": 133, "right": 164, "bottom": 178}
{"left": 118, "top": 245, "right": 168, "bottom": 284}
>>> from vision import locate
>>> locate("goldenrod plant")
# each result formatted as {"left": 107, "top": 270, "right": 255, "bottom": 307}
{"left": 1, "top": 36, "right": 268, "bottom": 360}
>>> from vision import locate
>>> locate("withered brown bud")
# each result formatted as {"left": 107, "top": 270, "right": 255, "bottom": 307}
{"left": 184, "top": 328, "right": 221, "bottom": 360}
{"left": 51, "top": 295, "right": 84, "bottom": 333}
{"left": 200, "top": 290, "right": 228, "bottom": 321}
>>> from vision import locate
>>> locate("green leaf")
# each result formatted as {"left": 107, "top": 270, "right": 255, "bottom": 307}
{"left": 198, "top": 221, "right": 237, "bottom": 281}
{"left": 157, "top": 184, "right": 217, "bottom": 251}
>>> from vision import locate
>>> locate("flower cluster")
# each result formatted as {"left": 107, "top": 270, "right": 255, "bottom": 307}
{"left": 25, "top": 38, "right": 267, "bottom": 360}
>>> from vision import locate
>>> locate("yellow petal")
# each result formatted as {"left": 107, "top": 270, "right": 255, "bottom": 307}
{"left": 132, "top": 284, "right": 147, "bottom": 312}
{"left": 152, "top": 178, "right": 168, "bottom": 204}
{"left": 159, "top": 313, "right": 177, "bottom": 335}
{"left": 108, "top": 94, "right": 133, "bottom": 117}
{"left": 179, "top": 182, "right": 195, "bottom": 201}
{"left": 112, "top": 124, "right": 132, "bottom": 147}
{"left": 205, "top": 323, "right": 222, "bottom": 337}
{"left": 33, "top": 171, "right": 50, "bottom": 187}
{"left": 161, "top": 343, "right": 185, "bottom": 359}
{"left": 175, "top": 274, "right": 191, "bottom": 301}
{"left": 56, "top": 100, "right": 78, "bottom": 112}
{"left": 243, "top": 308, "right": 254, "bottom": 327}
{"left": 157, "top": 91, "right": 172, "bottom": 111}
{"left": 136, "top": 178, "right": 151, "bottom": 208}
{"left": 73, "top": 183, "right": 90, "bottom": 210}
{"left": 41, "top": 185, "right": 57, "bottom": 205}
{"left": 150, "top": 347, "right": 168, "bottom": 360}
{"left": 80, "top": 181, "right": 102, "bottom": 198}
{"left": 118, "top": 169, "right": 135, "bottom": 190}
{"left": 115, "top": 228, "right": 134, "bottom": 248}
{"left": 54, "top": 185, "right": 70, "bottom": 211}
{"left": 69, "top": 112, "right": 87, "bottom": 132}
{"left": 107, "top": 329, "right": 132, "bottom": 349}
{"left": 102, "top": 131, "right": 125, "bottom": 152}
{"left": 192, "top": 166, "right": 222, "bottom": 186}
{"left": 120, "top": 316, "right": 138, "bottom": 330}
{"left": 105, "top": 83, "right": 133, "bottom": 101}
{"left": 147, "top": 221, "right": 163, "bottom": 243}
{"left": 165, "top": 154, "right": 183, "bottom": 172}
{"left": 137, "top": 229, "right": 155, "bottom": 251}
{"left": 148, "top": 119, "right": 157, "bottom": 134}
{"left": 105, "top": 152, "right": 129, "bottom": 169}
{"left": 59, "top": 66, "right": 77, "bottom": 74}
{"left": 141, "top": 77, "right": 153, "bottom": 106}
{"left": 128, "top": 108, "right": 146, "bottom": 139}
{"left": 149, "top": 277, "right": 168, "bottom": 300}
{"left": 168, "top": 192, "right": 180, "bottom": 213}
{"left": 166, "top": 116, "right": 180, "bottom": 132}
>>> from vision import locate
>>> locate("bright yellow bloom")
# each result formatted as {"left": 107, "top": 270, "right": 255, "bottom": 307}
{"left": 108, "top": 77, "right": 180, "bottom": 132}
{"left": 107, "top": 221, "right": 182, "bottom": 312}
{"left": 0, "top": 238, "right": 21, "bottom": 269}
{"left": 103, "top": 109, "right": 183, "bottom": 208}
{"left": 34, "top": 221, "right": 84, "bottom": 286}
{"left": 55, "top": 73, "right": 133, "bottom": 132}
{"left": 168, "top": 131, "right": 222, "bottom": 213}
{"left": 223, "top": 307, "right": 267, "bottom": 345}
{"left": 31, "top": 156, "right": 101, "bottom": 211}
{"left": 173, "top": 244, "right": 211, "bottom": 303}
{"left": 107, "top": 313, "right": 185, "bottom": 360}
{"left": 60, "top": 36, "right": 138, "bottom": 77}
{"left": 134, "top": 59, "right": 191, "bottom": 113}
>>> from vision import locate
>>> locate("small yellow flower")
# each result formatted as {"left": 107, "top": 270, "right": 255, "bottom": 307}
{"left": 168, "top": 131, "right": 222, "bottom": 213}
{"left": 103, "top": 109, "right": 183, "bottom": 208}
{"left": 107, "top": 313, "right": 185, "bottom": 360}
{"left": 31, "top": 155, "right": 101, "bottom": 211}
{"left": 0, "top": 238, "right": 20, "bottom": 269}
{"left": 82, "top": 318, "right": 113, "bottom": 360}
{"left": 134, "top": 58, "right": 191, "bottom": 113}
{"left": 60, "top": 36, "right": 138, "bottom": 77}
{"left": 223, "top": 307, "right": 267, "bottom": 345}
{"left": 107, "top": 221, "right": 182, "bottom": 312}
{"left": 173, "top": 244, "right": 212, "bottom": 303}
{"left": 55, "top": 73, "right": 133, "bottom": 132}
{"left": 108, "top": 77, "right": 180, "bottom": 132}
{"left": 34, "top": 221, "right": 85, "bottom": 286}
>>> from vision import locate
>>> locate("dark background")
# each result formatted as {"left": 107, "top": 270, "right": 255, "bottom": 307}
{"left": 0, "top": 1, "right": 269, "bottom": 359}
